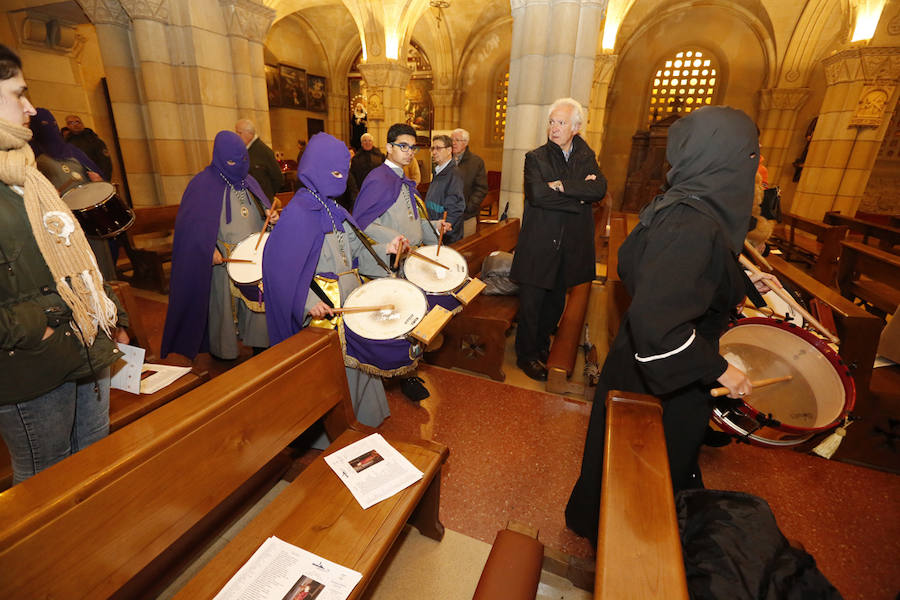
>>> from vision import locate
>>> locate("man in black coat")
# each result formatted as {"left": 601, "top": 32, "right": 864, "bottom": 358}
{"left": 510, "top": 98, "right": 606, "bottom": 381}
{"left": 451, "top": 128, "right": 488, "bottom": 238}
{"left": 349, "top": 132, "right": 384, "bottom": 203}
{"left": 65, "top": 115, "right": 113, "bottom": 180}
{"left": 235, "top": 118, "right": 283, "bottom": 201}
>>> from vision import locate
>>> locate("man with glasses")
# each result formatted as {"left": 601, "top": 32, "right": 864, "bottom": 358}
{"left": 425, "top": 134, "right": 464, "bottom": 244}
{"left": 510, "top": 98, "right": 606, "bottom": 382}
{"left": 353, "top": 123, "right": 451, "bottom": 401}
{"left": 451, "top": 128, "right": 488, "bottom": 238}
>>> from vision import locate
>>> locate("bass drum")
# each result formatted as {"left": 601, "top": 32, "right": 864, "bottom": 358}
{"left": 712, "top": 317, "right": 854, "bottom": 447}
{"left": 61, "top": 182, "right": 135, "bottom": 238}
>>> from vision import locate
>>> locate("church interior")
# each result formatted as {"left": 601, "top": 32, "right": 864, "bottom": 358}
{"left": 1, "top": 0, "right": 899, "bottom": 598}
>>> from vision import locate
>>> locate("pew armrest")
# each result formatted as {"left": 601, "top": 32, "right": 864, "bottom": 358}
{"left": 472, "top": 529, "right": 543, "bottom": 600}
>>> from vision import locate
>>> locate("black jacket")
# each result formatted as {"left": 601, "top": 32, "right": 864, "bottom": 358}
{"left": 247, "top": 137, "right": 283, "bottom": 201}
{"left": 424, "top": 162, "right": 465, "bottom": 244}
{"left": 456, "top": 149, "right": 488, "bottom": 219}
{"left": 510, "top": 135, "right": 606, "bottom": 289}
{"left": 68, "top": 128, "right": 113, "bottom": 180}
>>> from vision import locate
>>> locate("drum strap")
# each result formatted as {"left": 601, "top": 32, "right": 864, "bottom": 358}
{"left": 310, "top": 277, "right": 334, "bottom": 308}
{"left": 345, "top": 220, "right": 393, "bottom": 276}
{"left": 415, "top": 194, "right": 441, "bottom": 240}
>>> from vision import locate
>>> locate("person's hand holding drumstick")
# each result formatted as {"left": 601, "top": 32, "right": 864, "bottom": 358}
{"left": 716, "top": 362, "right": 752, "bottom": 399}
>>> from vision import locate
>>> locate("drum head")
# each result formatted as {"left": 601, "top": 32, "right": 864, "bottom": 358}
{"left": 62, "top": 182, "right": 115, "bottom": 211}
{"left": 342, "top": 278, "right": 427, "bottom": 340}
{"left": 719, "top": 320, "right": 848, "bottom": 431}
{"left": 227, "top": 232, "right": 268, "bottom": 284}
{"left": 404, "top": 245, "right": 468, "bottom": 294}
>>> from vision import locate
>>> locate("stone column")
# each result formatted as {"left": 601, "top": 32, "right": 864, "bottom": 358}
{"left": 500, "top": 0, "right": 605, "bottom": 219}
{"left": 584, "top": 53, "right": 617, "bottom": 156}
{"left": 327, "top": 92, "right": 349, "bottom": 142}
{"left": 791, "top": 47, "right": 900, "bottom": 219}
{"left": 430, "top": 87, "right": 458, "bottom": 131}
{"left": 757, "top": 87, "right": 810, "bottom": 185}
{"left": 119, "top": 0, "right": 193, "bottom": 205}
{"left": 219, "top": 0, "right": 275, "bottom": 140}
{"left": 81, "top": 2, "right": 161, "bottom": 206}
{"left": 356, "top": 59, "right": 412, "bottom": 147}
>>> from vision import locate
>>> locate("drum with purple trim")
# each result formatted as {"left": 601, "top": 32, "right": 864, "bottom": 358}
{"left": 227, "top": 232, "right": 268, "bottom": 309}
{"left": 711, "top": 317, "right": 854, "bottom": 447}
{"left": 403, "top": 245, "right": 482, "bottom": 313}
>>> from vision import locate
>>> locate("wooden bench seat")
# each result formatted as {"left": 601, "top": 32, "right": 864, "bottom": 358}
{"left": 0, "top": 329, "right": 448, "bottom": 599}
{"left": 425, "top": 219, "right": 520, "bottom": 381}
{"left": 121, "top": 204, "right": 179, "bottom": 293}
{"left": 824, "top": 211, "right": 900, "bottom": 253}
{"left": 837, "top": 240, "right": 900, "bottom": 316}
{"left": 770, "top": 212, "right": 847, "bottom": 285}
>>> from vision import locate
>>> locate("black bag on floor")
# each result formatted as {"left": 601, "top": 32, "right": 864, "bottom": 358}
{"left": 481, "top": 251, "right": 518, "bottom": 296}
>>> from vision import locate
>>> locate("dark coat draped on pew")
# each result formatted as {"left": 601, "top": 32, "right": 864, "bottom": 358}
{"left": 566, "top": 106, "right": 759, "bottom": 545}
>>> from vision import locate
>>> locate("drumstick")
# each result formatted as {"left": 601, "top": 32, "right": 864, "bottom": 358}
{"left": 436, "top": 211, "right": 447, "bottom": 256}
{"left": 329, "top": 304, "right": 394, "bottom": 314}
{"left": 222, "top": 258, "right": 255, "bottom": 264}
{"left": 710, "top": 375, "right": 793, "bottom": 397}
{"left": 741, "top": 300, "right": 789, "bottom": 321}
{"left": 409, "top": 249, "right": 450, "bottom": 270}
{"left": 738, "top": 254, "right": 839, "bottom": 344}
{"left": 743, "top": 240, "right": 772, "bottom": 270}
{"left": 254, "top": 198, "right": 281, "bottom": 251}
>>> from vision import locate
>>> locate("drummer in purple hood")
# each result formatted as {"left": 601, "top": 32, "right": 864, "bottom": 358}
{"left": 262, "top": 132, "right": 405, "bottom": 428}
{"left": 161, "top": 130, "right": 275, "bottom": 361}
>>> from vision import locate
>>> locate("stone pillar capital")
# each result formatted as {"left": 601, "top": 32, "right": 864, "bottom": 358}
{"left": 593, "top": 53, "right": 618, "bottom": 85}
{"left": 759, "top": 87, "right": 810, "bottom": 110}
{"left": 219, "top": 0, "right": 275, "bottom": 43}
{"left": 823, "top": 46, "right": 900, "bottom": 85}
{"left": 429, "top": 87, "right": 459, "bottom": 108}
{"left": 119, "top": 0, "right": 169, "bottom": 23}
{"left": 357, "top": 60, "right": 412, "bottom": 90}
{"left": 79, "top": 0, "right": 131, "bottom": 27}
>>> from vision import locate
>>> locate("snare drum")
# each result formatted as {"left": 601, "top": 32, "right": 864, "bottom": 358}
{"left": 403, "top": 245, "right": 484, "bottom": 313}
{"left": 711, "top": 317, "right": 854, "bottom": 447}
{"left": 227, "top": 232, "right": 268, "bottom": 310}
{"left": 61, "top": 182, "right": 135, "bottom": 238}
{"left": 341, "top": 278, "right": 429, "bottom": 376}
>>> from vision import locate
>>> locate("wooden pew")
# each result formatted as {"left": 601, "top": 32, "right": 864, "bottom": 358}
{"left": 425, "top": 219, "right": 519, "bottom": 381}
{"left": 546, "top": 282, "right": 591, "bottom": 394}
{"left": 769, "top": 212, "right": 847, "bottom": 285}
{"left": 824, "top": 211, "right": 900, "bottom": 253}
{"left": 605, "top": 212, "right": 632, "bottom": 340}
{"left": 0, "top": 329, "right": 449, "bottom": 599}
{"left": 836, "top": 240, "right": 900, "bottom": 317}
{"left": 121, "top": 204, "right": 179, "bottom": 293}
{"left": 595, "top": 390, "right": 689, "bottom": 599}
{"left": 767, "top": 254, "right": 883, "bottom": 404}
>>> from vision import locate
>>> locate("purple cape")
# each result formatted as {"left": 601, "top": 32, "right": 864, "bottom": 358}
{"left": 30, "top": 108, "right": 102, "bottom": 175}
{"left": 351, "top": 162, "right": 418, "bottom": 228}
{"left": 160, "top": 131, "right": 269, "bottom": 359}
{"left": 263, "top": 132, "right": 354, "bottom": 346}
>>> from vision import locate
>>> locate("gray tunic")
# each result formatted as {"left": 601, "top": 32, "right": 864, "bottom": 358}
{"left": 208, "top": 187, "right": 269, "bottom": 359}
{"left": 305, "top": 223, "right": 391, "bottom": 428}
{"left": 362, "top": 165, "right": 441, "bottom": 248}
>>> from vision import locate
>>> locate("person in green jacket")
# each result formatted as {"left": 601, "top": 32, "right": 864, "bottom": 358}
{"left": 0, "top": 44, "right": 129, "bottom": 485}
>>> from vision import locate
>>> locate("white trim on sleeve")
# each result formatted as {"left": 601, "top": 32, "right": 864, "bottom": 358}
{"left": 634, "top": 330, "right": 696, "bottom": 363}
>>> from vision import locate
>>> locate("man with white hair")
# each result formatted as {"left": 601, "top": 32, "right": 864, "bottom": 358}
{"left": 510, "top": 98, "right": 607, "bottom": 381}
{"left": 235, "top": 118, "right": 283, "bottom": 201}
{"left": 450, "top": 128, "right": 488, "bottom": 237}
{"left": 349, "top": 132, "right": 384, "bottom": 205}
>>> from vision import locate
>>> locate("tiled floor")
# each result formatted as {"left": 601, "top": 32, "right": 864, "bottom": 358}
{"left": 133, "top": 284, "right": 900, "bottom": 600}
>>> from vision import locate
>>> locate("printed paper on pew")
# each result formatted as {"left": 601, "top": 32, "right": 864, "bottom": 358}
{"left": 110, "top": 343, "right": 145, "bottom": 394}
{"left": 212, "top": 536, "right": 362, "bottom": 600}
{"left": 324, "top": 433, "right": 423, "bottom": 509}
{"left": 139, "top": 363, "right": 193, "bottom": 394}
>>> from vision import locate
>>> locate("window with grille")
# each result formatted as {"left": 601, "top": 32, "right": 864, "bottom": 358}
{"left": 647, "top": 49, "right": 718, "bottom": 126}
{"left": 492, "top": 71, "right": 508, "bottom": 143}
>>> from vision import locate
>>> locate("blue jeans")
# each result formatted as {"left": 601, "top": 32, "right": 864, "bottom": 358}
{"left": 0, "top": 368, "right": 110, "bottom": 485}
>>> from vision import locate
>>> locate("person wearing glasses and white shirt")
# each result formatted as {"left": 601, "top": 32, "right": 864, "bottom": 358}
{"left": 424, "top": 134, "right": 464, "bottom": 244}
{"left": 353, "top": 123, "right": 451, "bottom": 401}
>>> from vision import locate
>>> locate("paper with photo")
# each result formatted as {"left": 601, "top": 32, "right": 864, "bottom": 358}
{"left": 110, "top": 343, "right": 145, "bottom": 394}
{"left": 139, "top": 363, "right": 193, "bottom": 394}
{"left": 212, "top": 536, "right": 362, "bottom": 600}
{"left": 324, "top": 433, "right": 423, "bottom": 509}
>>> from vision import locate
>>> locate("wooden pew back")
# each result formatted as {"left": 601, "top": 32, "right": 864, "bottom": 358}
{"left": 596, "top": 391, "right": 688, "bottom": 599}
{"left": 452, "top": 217, "right": 520, "bottom": 275}
{"left": 0, "top": 329, "right": 353, "bottom": 600}
{"left": 771, "top": 212, "right": 847, "bottom": 285}
{"left": 824, "top": 211, "right": 900, "bottom": 253}
{"left": 837, "top": 240, "right": 900, "bottom": 316}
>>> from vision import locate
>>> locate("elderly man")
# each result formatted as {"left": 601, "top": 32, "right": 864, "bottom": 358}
{"left": 235, "top": 118, "right": 283, "bottom": 201}
{"left": 65, "top": 114, "right": 113, "bottom": 180}
{"left": 349, "top": 132, "right": 384, "bottom": 195}
{"left": 451, "top": 128, "right": 488, "bottom": 237}
{"left": 510, "top": 98, "right": 607, "bottom": 381}
{"left": 424, "top": 134, "right": 465, "bottom": 244}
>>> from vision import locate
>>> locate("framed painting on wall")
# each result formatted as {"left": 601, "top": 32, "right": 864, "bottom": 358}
{"left": 308, "top": 74, "right": 327, "bottom": 113}
{"left": 265, "top": 64, "right": 281, "bottom": 108}
{"left": 279, "top": 64, "right": 307, "bottom": 110}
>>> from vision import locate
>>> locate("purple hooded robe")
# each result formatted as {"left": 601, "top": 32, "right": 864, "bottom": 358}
{"left": 263, "top": 133, "right": 356, "bottom": 345}
{"left": 160, "top": 131, "right": 270, "bottom": 359}
{"left": 29, "top": 108, "right": 102, "bottom": 176}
